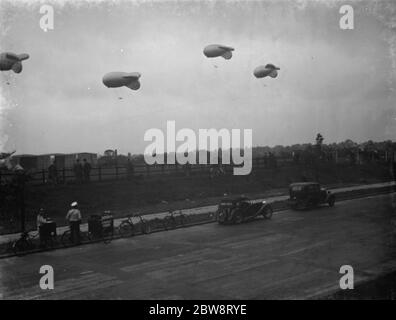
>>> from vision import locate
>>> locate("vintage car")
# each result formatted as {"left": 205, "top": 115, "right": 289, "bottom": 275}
{"left": 216, "top": 196, "right": 273, "bottom": 224}
{"left": 288, "top": 182, "right": 335, "bottom": 210}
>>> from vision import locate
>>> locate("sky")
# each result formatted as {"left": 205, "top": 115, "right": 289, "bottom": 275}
{"left": 0, "top": 0, "right": 395, "bottom": 155}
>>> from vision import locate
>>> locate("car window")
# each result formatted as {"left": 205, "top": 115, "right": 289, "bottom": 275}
{"left": 306, "top": 185, "right": 319, "bottom": 192}
{"left": 291, "top": 186, "right": 303, "bottom": 192}
{"left": 308, "top": 185, "right": 317, "bottom": 192}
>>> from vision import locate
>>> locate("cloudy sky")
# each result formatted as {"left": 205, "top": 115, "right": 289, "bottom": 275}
{"left": 0, "top": 0, "right": 395, "bottom": 155}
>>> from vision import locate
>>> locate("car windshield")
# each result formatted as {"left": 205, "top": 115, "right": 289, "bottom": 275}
{"left": 291, "top": 185, "right": 304, "bottom": 192}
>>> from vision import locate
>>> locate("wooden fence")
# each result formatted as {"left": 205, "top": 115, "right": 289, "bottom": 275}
{"left": 0, "top": 155, "right": 391, "bottom": 186}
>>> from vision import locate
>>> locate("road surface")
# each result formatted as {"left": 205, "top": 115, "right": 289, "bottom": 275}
{"left": 1, "top": 193, "right": 395, "bottom": 299}
{"left": 1, "top": 180, "right": 395, "bottom": 245}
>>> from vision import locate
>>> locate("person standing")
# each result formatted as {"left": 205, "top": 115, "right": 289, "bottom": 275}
{"left": 36, "top": 208, "right": 47, "bottom": 246}
{"left": 82, "top": 159, "right": 91, "bottom": 182}
{"left": 73, "top": 159, "right": 83, "bottom": 184}
{"left": 48, "top": 161, "right": 58, "bottom": 185}
{"left": 126, "top": 158, "right": 135, "bottom": 181}
{"left": 66, "top": 201, "right": 82, "bottom": 244}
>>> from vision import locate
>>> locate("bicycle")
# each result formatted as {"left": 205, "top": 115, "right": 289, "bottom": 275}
{"left": 86, "top": 228, "right": 114, "bottom": 244}
{"left": 118, "top": 214, "right": 151, "bottom": 237}
{"left": 12, "top": 230, "right": 37, "bottom": 255}
{"left": 145, "top": 215, "right": 168, "bottom": 232}
{"left": 163, "top": 210, "right": 189, "bottom": 230}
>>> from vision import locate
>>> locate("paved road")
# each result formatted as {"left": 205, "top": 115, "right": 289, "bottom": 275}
{"left": 1, "top": 180, "right": 395, "bottom": 245}
{"left": 0, "top": 193, "right": 395, "bottom": 300}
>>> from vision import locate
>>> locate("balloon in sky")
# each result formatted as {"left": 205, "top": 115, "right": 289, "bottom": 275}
{"left": 203, "top": 44, "right": 235, "bottom": 60}
{"left": 0, "top": 52, "right": 29, "bottom": 73}
{"left": 102, "top": 72, "right": 141, "bottom": 90}
{"left": 253, "top": 64, "right": 280, "bottom": 79}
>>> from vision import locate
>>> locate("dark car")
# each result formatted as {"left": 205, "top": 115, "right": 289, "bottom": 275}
{"left": 216, "top": 196, "right": 273, "bottom": 224}
{"left": 288, "top": 182, "right": 335, "bottom": 210}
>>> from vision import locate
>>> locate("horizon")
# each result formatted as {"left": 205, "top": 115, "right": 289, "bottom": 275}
{"left": 11, "top": 137, "right": 395, "bottom": 158}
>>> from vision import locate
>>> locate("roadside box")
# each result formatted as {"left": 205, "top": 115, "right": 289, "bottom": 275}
{"left": 41, "top": 221, "right": 57, "bottom": 239}
{"left": 101, "top": 212, "right": 114, "bottom": 233}
{"left": 88, "top": 214, "right": 102, "bottom": 237}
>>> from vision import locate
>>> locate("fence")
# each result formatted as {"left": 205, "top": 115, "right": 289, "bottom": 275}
{"left": 0, "top": 155, "right": 392, "bottom": 186}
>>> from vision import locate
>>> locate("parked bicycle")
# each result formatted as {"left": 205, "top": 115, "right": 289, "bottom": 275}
{"left": 145, "top": 215, "right": 167, "bottom": 232}
{"left": 12, "top": 230, "right": 37, "bottom": 255}
{"left": 12, "top": 227, "right": 58, "bottom": 255}
{"left": 163, "top": 210, "right": 189, "bottom": 230}
{"left": 118, "top": 214, "right": 151, "bottom": 237}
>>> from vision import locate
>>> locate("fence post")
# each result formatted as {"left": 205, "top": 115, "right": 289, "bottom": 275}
{"left": 42, "top": 169, "right": 46, "bottom": 184}
{"left": 98, "top": 166, "right": 102, "bottom": 181}
{"left": 115, "top": 166, "right": 119, "bottom": 180}
{"left": 62, "top": 168, "right": 65, "bottom": 184}
{"left": 146, "top": 164, "right": 150, "bottom": 176}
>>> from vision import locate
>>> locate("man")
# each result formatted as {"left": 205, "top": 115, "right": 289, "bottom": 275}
{"left": 36, "top": 208, "right": 47, "bottom": 246}
{"left": 48, "top": 161, "right": 58, "bottom": 185}
{"left": 82, "top": 159, "right": 92, "bottom": 182}
{"left": 73, "top": 159, "right": 83, "bottom": 184}
{"left": 66, "top": 201, "right": 82, "bottom": 244}
{"left": 126, "top": 158, "right": 135, "bottom": 181}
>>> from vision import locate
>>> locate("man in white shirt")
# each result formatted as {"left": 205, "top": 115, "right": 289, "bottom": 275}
{"left": 66, "top": 201, "right": 82, "bottom": 244}
{"left": 36, "top": 208, "right": 47, "bottom": 230}
{"left": 37, "top": 208, "right": 47, "bottom": 246}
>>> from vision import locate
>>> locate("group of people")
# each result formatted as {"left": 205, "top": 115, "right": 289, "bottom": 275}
{"left": 37, "top": 201, "right": 82, "bottom": 245}
{"left": 73, "top": 159, "right": 92, "bottom": 183}
{"left": 47, "top": 158, "right": 92, "bottom": 184}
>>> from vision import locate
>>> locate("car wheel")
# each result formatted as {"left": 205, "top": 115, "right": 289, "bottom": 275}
{"left": 142, "top": 222, "right": 152, "bottom": 234}
{"left": 296, "top": 202, "right": 305, "bottom": 210}
{"left": 328, "top": 197, "right": 335, "bottom": 207}
{"left": 217, "top": 212, "right": 225, "bottom": 224}
{"left": 233, "top": 210, "right": 243, "bottom": 224}
{"left": 262, "top": 206, "right": 273, "bottom": 219}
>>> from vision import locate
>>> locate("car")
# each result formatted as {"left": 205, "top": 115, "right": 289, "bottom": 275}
{"left": 216, "top": 196, "right": 273, "bottom": 224}
{"left": 288, "top": 182, "right": 335, "bottom": 210}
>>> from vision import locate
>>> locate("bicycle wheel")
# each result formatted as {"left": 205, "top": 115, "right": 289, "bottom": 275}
{"left": 262, "top": 205, "right": 273, "bottom": 219}
{"left": 141, "top": 220, "right": 152, "bottom": 234}
{"left": 13, "top": 238, "right": 33, "bottom": 255}
{"left": 61, "top": 230, "right": 73, "bottom": 247}
{"left": 151, "top": 218, "right": 166, "bottom": 231}
{"left": 118, "top": 221, "right": 134, "bottom": 237}
{"left": 42, "top": 236, "right": 56, "bottom": 249}
{"left": 163, "top": 216, "right": 176, "bottom": 230}
{"left": 179, "top": 214, "right": 187, "bottom": 227}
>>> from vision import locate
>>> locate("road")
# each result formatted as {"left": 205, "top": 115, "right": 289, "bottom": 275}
{"left": 0, "top": 193, "right": 395, "bottom": 300}
{"left": 1, "top": 180, "right": 395, "bottom": 245}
